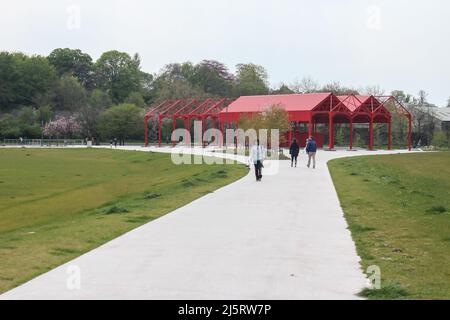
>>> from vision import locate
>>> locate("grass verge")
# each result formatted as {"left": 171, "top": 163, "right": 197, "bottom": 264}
{"left": 328, "top": 152, "right": 450, "bottom": 299}
{"left": 0, "top": 148, "right": 247, "bottom": 293}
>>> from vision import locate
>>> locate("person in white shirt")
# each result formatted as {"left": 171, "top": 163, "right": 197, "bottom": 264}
{"left": 249, "top": 139, "right": 266, "bottom": 182}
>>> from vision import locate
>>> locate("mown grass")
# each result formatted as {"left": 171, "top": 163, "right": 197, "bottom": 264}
{"left": 0, "top": 148, "right": 247, "bottom": 293}
{"left": 328, "top": 152, "right": 450, "bottom": 299}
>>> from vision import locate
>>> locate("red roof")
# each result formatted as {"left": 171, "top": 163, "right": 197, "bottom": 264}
{"left": 337, "top": 95, "right": 372, "bottom": 112}
{"left": 355, "top": 95, "right": 372, "bottom": 103}
{"left": 221, "top": 93, "right": 332, "bottom": 114}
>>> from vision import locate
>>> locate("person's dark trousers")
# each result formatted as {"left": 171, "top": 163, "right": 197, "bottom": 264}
{"left": 291, "top": 155, "right": 298, "bottom": 167}
{"left": 254, "top": 161, "right": 262, "bottom": 181}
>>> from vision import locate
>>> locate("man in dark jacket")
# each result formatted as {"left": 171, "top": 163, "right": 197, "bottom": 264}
{"left": 289, "top": 139, "right": 300, "bottom": 167}
{"left": 305, "top": 136, "right": 317, "bottom": 169}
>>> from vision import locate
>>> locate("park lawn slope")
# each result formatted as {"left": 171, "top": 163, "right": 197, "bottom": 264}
{"left": 0, "top": 148, "right": 247, "bottom": 293}
{"left": 328, "top": 152, "right": 450, "bottom": 299}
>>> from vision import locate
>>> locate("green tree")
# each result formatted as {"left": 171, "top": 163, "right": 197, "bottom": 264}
{"left": 318, "top": 81, "right": 358, "bottom": 95}
{"left": 0, "top": 114, "right": 21, "bottom": 138}
{"left": 334, "top": 125, "right": 346, "bottom": 146}
{"left": 238, "top": 113, "right": 265, "bottom": 132}
{"left": 17, "top": 107, "right": 42, "bottom": 138}
{"left": 37, "top": 105, "right": 53, "bottom": 124}
{"left": 18, "top": 55, "right": 58, "bottom": 106}
{"left": 0, "top": 107, "right": 42, "bottom": 139}
{"left": 271, "top": 84, "right": 294, "bottom": 94}
{"left": 238, "top": 104, "right": 290, "bottom": 146}
{"left": 98, "top": 103, "right": 143, "bottom": 143}
{"left": 155, "top": 62, "right": 195, "bottom": 83}
{"left": 88, "top": 89, "right": 112, "bottom": 109}
{"left": 0, "top": 52, "right": 18, "bottom": 109}
{"left": 235, "top": 63, "right": 269, "bottom": 96}
{"left": 431, "top": 131, "right": 449, "bottom": 149}
{"left": 262, "top": 105, "right": 290, "bottom": 146}
{"left": 190, "top": 60, "right": 234, "bottom": 97}
{"left": 0, "top": 52, "right": 57, "bottom": 110}
{"left": 47, "top": 48, "right": 94, "bottom": 88}
{"left": 140, "top": 71, "right": 153, "bottom": 103}
{"left": 125, "top": 91, "right": 146, "bottom": 108}
{"left": 150, "top": 62, "right": 205, "bottom": 103}
{"left": 95, "top": 51, "right": 142, "bottom": 103}
{"left": 77, "top": 89, "right": 112, "bottom": 139}
{"left": 53, "top": 75, "right": 88, "bottom": 111}
{"left": 391, "top": 90, "right": 413, "bottom": 104}
{"left": 153, "top": 79, "right": 207, "bottom": 103}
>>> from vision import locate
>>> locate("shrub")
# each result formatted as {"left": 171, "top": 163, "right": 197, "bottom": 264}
{"left": 431, "top": 131, "right": 449, "bottom": 149}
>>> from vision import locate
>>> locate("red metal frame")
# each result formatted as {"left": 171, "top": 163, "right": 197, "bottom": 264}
{"left": 144, "top": 98, "right": 230, "bottom": 147}
{"left": 144, "top": 94, "right": 412, "bottom": 151}
{"left": 310, "top": 94, "right": 353, "bottom": 149}
{"left": 374, "top": 95, "right": 412, "bottom": 151}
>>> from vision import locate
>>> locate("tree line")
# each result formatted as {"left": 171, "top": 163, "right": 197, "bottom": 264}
{"left": 0, "top": 48, "right": 448, "bottom": 147}
{"left": 0, "top": 49, "right": 275, "bottom": 142}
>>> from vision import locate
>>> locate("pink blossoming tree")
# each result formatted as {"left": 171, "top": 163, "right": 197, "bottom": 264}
{"left": 43, "top": 116, "right": 81, "bottom": 138}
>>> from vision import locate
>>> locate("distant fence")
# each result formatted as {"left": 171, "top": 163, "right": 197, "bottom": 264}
{"left": 2, "top": 139, "right": 85, "bottom": 146}
{"left": 2, "top": 139, "right": 148, "bottom": 147}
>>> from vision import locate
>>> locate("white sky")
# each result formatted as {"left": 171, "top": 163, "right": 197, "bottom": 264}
{"left": 1, "top": 0, "right": 449, "bottom": 106}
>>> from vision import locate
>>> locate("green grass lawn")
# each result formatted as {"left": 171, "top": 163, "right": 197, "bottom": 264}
{"left": 328, "top": 152, "right": 450, "bottom": 300}
{"left": 0, "top": 148, "right": 247, "bottom": 294}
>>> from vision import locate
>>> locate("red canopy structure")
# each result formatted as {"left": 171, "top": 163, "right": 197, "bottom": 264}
{"left": 144, "top": 93, "right": 412, "bottom": 150}
{"left": 144, "top": 98, "right": 230, "bottom": 147}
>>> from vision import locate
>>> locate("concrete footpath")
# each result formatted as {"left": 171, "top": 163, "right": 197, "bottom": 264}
{"left": 0, "top": 147, "right": 411, "bottom": 299}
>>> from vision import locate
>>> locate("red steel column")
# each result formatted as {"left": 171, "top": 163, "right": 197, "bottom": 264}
{"left": 308, "top": 118, "right": 313, "bottom": 137}
{"left": 144, "top": 117, "right": 149, "bottom": 147}
{"left": 388, "top": 118, "right": 392, "bottom": 150}
{"left": 196, "top": 117, "right": 201, "bottom": 147}
{"left": 235, "top": 122, "right": 238, "bottom": 148}
{"left": 349, "top": 119, "right": 353, "bottom": 150}
{"left": 219, "top": 121, "right": 224, "bottom": 147}
{"left": 184, "top": 118, "right": 190, "bottom": 147}
{"left": 329, "top": 112, "right": 334, "bottom": 149}
{"left": 288, "top": 122, "right": 293, "bottom": 147}
{"left": 408, "top": 115, "right": 412, "bottom": 151}
{"left": 202, "top": 117, "right": 206, "bottom": 147}
{"left": 158, "top": 116, "right": 162, "bottom": 147}
{"left": 369, "top": 114, "right": 374, "bottom": 150}
{"left": 172, "top": 116, "right": 177, "bottom": 147}
{"left": 211, "top": 117, "right": 216, "bottom": 146}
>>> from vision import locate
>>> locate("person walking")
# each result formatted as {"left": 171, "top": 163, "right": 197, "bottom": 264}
{"left": 289, "top": 138, "right": 300, "bottom": 167}
{"left": 114, "top": 137, "right": 118, "bottom": 148}
{"left": 306, "top": 136, "right": 317, "bottom": 169}
{"left": 250, "top": 139, "right": 266, "bottom": 182}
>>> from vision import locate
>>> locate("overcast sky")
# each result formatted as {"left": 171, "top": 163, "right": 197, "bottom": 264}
{"left": 1, "top": 0, "right": 449, "bottom": 106}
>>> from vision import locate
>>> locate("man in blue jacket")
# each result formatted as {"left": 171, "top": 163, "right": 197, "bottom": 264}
{"left": 305, "top": 136, "right": 317, "bottom": 169}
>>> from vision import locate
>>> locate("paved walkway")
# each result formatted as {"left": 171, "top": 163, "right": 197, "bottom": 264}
{"left": 1, "top": 147, "right": 412, "bottom": 299}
